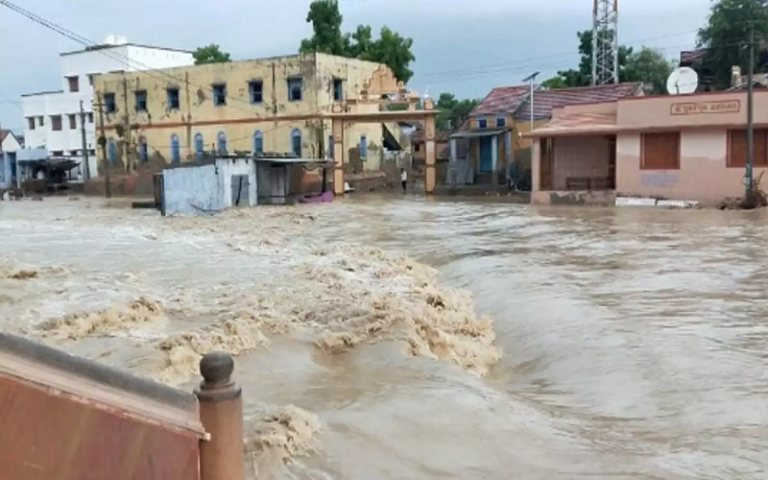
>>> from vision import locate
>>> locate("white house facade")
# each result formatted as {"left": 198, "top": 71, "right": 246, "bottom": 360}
{"left": 0, "top": 130, "right": 22, "bottom": 189}
{"left": 21, "top": 35, "right": 194, "bottom": 181}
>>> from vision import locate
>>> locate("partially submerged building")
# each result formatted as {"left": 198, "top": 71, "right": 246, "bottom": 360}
{"left": 445, "top": 83, "right": 644, "bottom": 189}
{"left": 21, "top": 35, "right": 193, "bottom": 181}
{"left": 93, "top": 53, "right": 408, "bottom": 182}
{"left": 527, "top": 89, "right": 768, "bottom": 206}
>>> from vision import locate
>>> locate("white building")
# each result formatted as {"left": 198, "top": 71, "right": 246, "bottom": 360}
{"left": 21, "top": 35, "right": 194, "bottom": 181}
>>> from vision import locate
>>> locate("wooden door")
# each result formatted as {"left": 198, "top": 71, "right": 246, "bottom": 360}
{"left": 539, "top": 138, "right": 554, "bottom": 190}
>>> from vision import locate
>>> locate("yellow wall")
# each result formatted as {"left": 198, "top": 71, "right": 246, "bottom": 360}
{"left": 94, "top": 53, "right": 387, "bottom": 171}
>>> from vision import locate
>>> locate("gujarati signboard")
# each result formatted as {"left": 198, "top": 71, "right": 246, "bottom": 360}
{"left": 670, "top": 100, "right": 741, "bottom": 116}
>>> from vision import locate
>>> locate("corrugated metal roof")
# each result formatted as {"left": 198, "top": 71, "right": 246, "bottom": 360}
{"left": 527, "top": 112, "right": 618, "bottom": 138}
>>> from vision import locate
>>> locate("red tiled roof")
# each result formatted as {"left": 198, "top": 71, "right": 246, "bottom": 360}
{"left": 513, "top": 82, "right": 643, "bottom": 122}
{"left": 472, "top": 86, "right": 530, "bottom": 116}
{"left": 680, "top": 49, "right": 707, "bottom": 66}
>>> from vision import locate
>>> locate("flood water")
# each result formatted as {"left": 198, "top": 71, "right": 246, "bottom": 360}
{"left": 1, "top": 196, "right": 767, "bottom": 480}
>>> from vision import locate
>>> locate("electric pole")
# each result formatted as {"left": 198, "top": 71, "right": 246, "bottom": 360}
{"left": 95, "top": 93, "right": 111, "bottom": 198}
{"left": 79, "top": 100, "right": 90, "bottom": 181}
{"left": 746, "top": 22, "right": 755, "bottom": 195}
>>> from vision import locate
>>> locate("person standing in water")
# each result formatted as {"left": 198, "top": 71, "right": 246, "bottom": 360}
{"left": 400, "top": 168, "right": 407, "bottom": 193}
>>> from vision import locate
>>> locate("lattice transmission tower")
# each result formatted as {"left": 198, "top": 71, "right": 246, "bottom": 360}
{"left": 591, "top": 0, "right": 619, "bottom": 85}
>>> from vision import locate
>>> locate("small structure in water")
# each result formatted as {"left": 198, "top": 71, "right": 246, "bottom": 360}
{"left": 157, "top": 153, "right": 332, "bottom": 216}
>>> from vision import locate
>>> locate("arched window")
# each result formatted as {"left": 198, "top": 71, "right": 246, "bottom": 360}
{"left": 360, "top": 135, "right": 368, "bottom": 160}
{"left": 217, "top": 131, "right": 227, "bottom": 154}
{"left": 194, "top": 133, "right": 204, "bottom": 157}
{"left": 253, "top": 130, "right": 263, "bottom": 156}
{"left": 171, "top": 134, "right": 181, "bottom": 164}
{"left": 139, "top": 137, "right": 148, "bottom": 163}
{"left": 108, "top": 140, "right": 118, "bottom": 164}
{"left": 291, "top": 128, "right": 302, "bottom": 157}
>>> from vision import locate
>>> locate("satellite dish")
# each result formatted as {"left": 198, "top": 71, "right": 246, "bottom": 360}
{"left": 666, "top": 67, "right": 699, "bottom": 95}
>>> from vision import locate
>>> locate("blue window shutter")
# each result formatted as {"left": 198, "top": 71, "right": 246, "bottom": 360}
{"left": 328, "top": 135, "right": 334, "bottom": 159}
{"left": 291, "top": 129, "right": 302, "bottom": 157}
{"left": 217, "top": 132, "right": 227, "bottom": 154}
{"left": 195, "top": 133, "right": 204, "bottom": 157}
{"left": 360, "top": 135, "right": 367, "bottom": 159}
{"left": 139, "top": 139, "right": 148, "bottom": 162}
{"left": 171, "top": 134, "right": 181, "bottom": 164}
{"left": 253, "top": 131, "right": 263, "bottom": 155}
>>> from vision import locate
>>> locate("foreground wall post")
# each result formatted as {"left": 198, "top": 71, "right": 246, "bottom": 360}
{"left": 424, "top": 99, "right": 436, "bottom": 194}
{"left": 195, "top": 352, "right": 244, "bottom": 480}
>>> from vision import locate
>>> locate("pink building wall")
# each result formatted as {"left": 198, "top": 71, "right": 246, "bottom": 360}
{"left": 531, "top": 90, "right": 768, "bottom": 206}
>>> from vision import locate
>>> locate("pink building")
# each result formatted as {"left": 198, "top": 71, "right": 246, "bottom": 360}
{"left": 528, "top": 90, "right": 768, "bottom": 206}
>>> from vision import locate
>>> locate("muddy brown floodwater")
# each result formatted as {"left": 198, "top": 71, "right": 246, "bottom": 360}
{"left": 1, "top": 196, "right": 767, "bottom": 480}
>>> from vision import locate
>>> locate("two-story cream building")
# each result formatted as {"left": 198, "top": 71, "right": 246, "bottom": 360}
{"left": 93, "top": 53, "right": 404, "bottom": 179}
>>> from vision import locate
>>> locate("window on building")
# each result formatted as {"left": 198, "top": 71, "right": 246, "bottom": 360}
{"left": 217, "top": 131, "right": 227, "bottom": 154}
{"left": 135, "top": 90, "right": 148, "bottom": 112}
{"left": 171, "top": 134, "right": 181, "bottom": 164}
{"left": 167, "top": 87, "right": 180, "bottom": 110}
{"left": 108, "top": 140, "right": 118, "bottom": 164}
{"left": 641, "top": 132, "right": 680, "bottom": 170}
{"left": 249, "top": 80, "right": 263, "bottom": 104}
{"left": 212, "top": 84, "right": 227, "bottom": 106}
{"left": 51, "top": 150, "right": 64, "bottom": 157}
{"left": 27, "top": 117, "right": 35, "bottom": 130}
{"left": 87, "top": 113, "right": 94, "bottom": 123}
{"left": 496, "top": 116, "right": 506, "bottom": 128}
{"left": 88, "top": 74, "right": 95, "bottom": 86}
{"left": 414, "top": 143, "right": 421, "bottom": 152}
{"left": 727, "top": 129, "right": 768, "bottom": 167}
{"left": 253, "top": 130, "right": 263, "bottom": 155}
{"left": 288, "top": 78, "right": 303, "bottom": 102}
{"left": 104, "top": 93, "right": 117, "bottom": 114}
{"left": 66, "top": 76, "right": 79, "bottom": 93}
{"left": 51, "top": 115, "right": 62, "bottom": 131}
{"left": 37, "top": 116, "right": 44, "bottom": 126}
{"left": 360, "top": 135, "right": 368, "bottom": 159}
{"left": 291, "top": 128, "right": 302, "bottom": 157}
{"left": 195, "top": 133, "right": 204, "bottom": 157}
{"left": 328, "top": 135, "right": 334, "bottom": 159}
{"left": 477, "top": 117, "right": 488, "bottom": 129}
{"left": 333, "top": 79, "right": 343, "bottom": 101}
{"left": 139, "top": 137, "right": 148, "bottom": 163}
{"left": 68, "top": 114, "right": 77, "bottom": 130}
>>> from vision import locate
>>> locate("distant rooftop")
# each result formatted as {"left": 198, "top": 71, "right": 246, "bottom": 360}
{"left": 60, "top": 34, "right": 192, "bottom": 57}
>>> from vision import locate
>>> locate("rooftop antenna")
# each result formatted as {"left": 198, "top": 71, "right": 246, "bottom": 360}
{"left": 592, "top": 0, "right": 619, "bottom": 85}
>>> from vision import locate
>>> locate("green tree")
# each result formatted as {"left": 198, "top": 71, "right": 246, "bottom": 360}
{"left": 435, "top": 93, "right": 481, "bottom": 130}
{"left": 622, "top": 47, "right": 675, "bottom": 94}
{"left": 697, "top": 0, "right": 768, "bottom": 90}
{"left": 299, "top": 0, "right": 416, "bottom": 83}
{"left": 193, "top": 44, "right": 231, "bottom": 65}
{"left": 542, "top": 30, "right": 633, "bottom": 87}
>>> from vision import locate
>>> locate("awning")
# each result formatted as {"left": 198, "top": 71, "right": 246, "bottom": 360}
{"left": 525, "top": 113, "right": 618, "bottom": 138}
{"left": 450, "top": 128, "right": 506, "bottom": 139}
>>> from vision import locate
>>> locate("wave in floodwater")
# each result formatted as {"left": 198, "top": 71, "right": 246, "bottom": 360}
{"left": 0, "top": 199, "right": 500, "bottom": 477}
{"left": 2, "top": 197, "right": 768, "bottom": 480}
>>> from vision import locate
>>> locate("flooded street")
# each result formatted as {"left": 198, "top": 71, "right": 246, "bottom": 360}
{"left": 1, "top": 196, "right": 767, "bottom": 479}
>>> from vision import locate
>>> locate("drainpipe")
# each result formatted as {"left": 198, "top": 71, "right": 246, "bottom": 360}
{"left": 196, "top": 352, "right": 244, "bottom": 480}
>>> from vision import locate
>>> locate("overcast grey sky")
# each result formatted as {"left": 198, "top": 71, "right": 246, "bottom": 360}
{"left": 0, "top": 0, "right": 712, "bottom": 133}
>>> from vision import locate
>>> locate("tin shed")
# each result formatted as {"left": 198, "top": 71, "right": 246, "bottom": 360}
{"left": 161, "top": 157, "right": 256, "bottom": 216}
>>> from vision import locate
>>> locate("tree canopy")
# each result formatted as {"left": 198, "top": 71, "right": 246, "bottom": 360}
{"left": 299, "top": 0, "right": 416, "bottom": 83}
{"left": 434, "top": 93, "right": 481, "bottom": 130}
{"left": 541, "top": 30, "right": 673, "bottom": 93}
{"left": 697, "top": 0, "right": 768, "bottom": 90}
{"left": 193, "top": 44, "right": 231, "bottom": 65}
